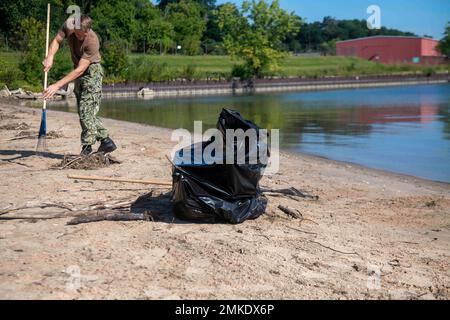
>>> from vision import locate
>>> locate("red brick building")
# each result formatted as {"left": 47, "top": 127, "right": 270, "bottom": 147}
{"left": 336, "top": 36, "right": 445, "bottom": 65}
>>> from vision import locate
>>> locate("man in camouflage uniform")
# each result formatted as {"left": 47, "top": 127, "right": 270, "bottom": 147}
{"left": 43, "top": 14, "right": 116, "bottom": 156}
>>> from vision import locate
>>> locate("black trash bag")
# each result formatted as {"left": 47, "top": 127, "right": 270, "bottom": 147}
{"left": 171, "top": 109, "right": 268, "bottom": 224}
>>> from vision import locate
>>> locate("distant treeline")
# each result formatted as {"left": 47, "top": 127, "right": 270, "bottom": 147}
{"left": 0, "top": 0, "right": 416, "bottom": 55}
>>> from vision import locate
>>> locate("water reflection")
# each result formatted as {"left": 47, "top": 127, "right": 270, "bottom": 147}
{"left": 48, "top": 84, "right": 450, "bottom": 182}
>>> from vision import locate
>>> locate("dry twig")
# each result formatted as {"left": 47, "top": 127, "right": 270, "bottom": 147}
{"left": 308, "top": 240, "right": 360, "bottom": 256}
{"left": 278, "top": 205, "right": 302, "bottom": 219}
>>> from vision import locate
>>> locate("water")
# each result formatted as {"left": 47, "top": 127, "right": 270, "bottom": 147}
{"left": 49, "top": 84, "right": 450, "bottom": 183}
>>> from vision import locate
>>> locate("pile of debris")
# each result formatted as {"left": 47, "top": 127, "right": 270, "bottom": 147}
{"left": 0, "top": 122, "right": 30, "bottom": 130}
{"left": 0, "top": 84, "right": 75, "bottom": 100}
{"left": 0, "top": 111, "right": 19, "bottom": 120}
{"left": 54, "top": 153, "right": 121, "bottom": 170}
{"left": 15, "top": 130, "right": 63, "bottom": 139}
{"left": 0, "top": 120, "right": 64, "bottom": 141}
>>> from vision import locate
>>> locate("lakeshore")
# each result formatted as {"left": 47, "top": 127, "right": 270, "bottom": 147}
{"left": 103, "top": 74, "right": 450, "bottom": 98}
{"left": 0, "top": 102, "right": 449, "bottom": 299}
{"left": 4, "top": 73, "right": 449, "bottom": 101}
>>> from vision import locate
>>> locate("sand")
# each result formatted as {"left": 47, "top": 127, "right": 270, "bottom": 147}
{"left": 0, "top": 101, "right": 449, "bottom": 300}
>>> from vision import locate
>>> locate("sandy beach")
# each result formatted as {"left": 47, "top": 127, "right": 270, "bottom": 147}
{"left": 0, "top": 101, "right": 449, "bottom": 300}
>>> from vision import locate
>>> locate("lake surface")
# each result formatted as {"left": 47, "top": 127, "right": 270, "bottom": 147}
{"left": 49, "top": 84, "right": 450, "bottom": 183}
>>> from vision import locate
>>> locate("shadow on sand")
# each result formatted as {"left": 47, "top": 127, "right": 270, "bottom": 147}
{"left": 0, "top": 149, "right": 64, "bottom": 161}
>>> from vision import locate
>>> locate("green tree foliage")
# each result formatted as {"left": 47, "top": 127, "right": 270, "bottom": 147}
{"left": 102, "top": 41, "right": 128, "bottom": 78}
{"left": 166, "top": 0, "right": 207, "bottom": 55}
{"left": 437, "top": 22, "right": 450, "bottom": 57}
{"left": 1, "top": 0, "right": 422, "bottom": 57}
{"left": 0, "top": 59, "right": 24, "bottom": 89}
{"left": 16, "top": 17, "right": 45, "bottom": 85}
{"left": 319, "top": 39, "right": 337, "bottom": 56}
{"left": 217, "top": 0, "right": 300, "bottom": 78}
{"left": 158, "top": 0, "right": 216, "bottom": 11}
{"left": 0, "top": 0, "right": 46, "bottom": 38}
{"left": 90, "top": 0, "right": 138, "bottom": 45}
{"left": 296, "top": 17, "right": 416, "bottom": 52}
{"left": 135, "top": 1, "right": 174, "bottom": 54}
{"left": 90, "top": 0, "right": 179, "bottom": 54}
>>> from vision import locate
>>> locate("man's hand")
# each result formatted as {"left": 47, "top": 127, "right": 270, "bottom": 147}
{"left": 42, "top": 55, "right": 54, "bottom": 72}
{"left": 43, "top": 83, "right": 61, "bottom": 99}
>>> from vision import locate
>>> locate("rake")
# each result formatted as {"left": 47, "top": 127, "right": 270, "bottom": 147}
{"left": 36, "top": 3, "right": 51, "bottom": 155}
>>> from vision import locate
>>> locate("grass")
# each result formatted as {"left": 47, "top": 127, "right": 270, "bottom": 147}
{"left": 129, "top": 54, "right": 235, "bottom": 75}
{"left": 1, "top": 51, "right": 449, "bottom": 89}
{"left": 0, "top": 51, "right": 21, "bottom": 68}
{"left": 128, "top": 54, "right": 449, "bottom": 80}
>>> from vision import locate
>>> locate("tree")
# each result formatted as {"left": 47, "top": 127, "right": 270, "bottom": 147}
{"left": 158, "top": 0, "right": 216, "bottom": 11}
{"left": 16, "top": 17, "right": 45, "bottom": 84}
{"left": 135, "top": 0, "right": 174, "bottom": 54}
{"left": 319, "top": 39, "right": 337, "bottom": 56}
{"left": 102, "top": 41, "right": 128, "bottom": 78}
{"left": 217, "top": 0, "right": 300, "bottom": 78}
{"left": 90, "top": 0, "right": 138, "bottom": 45}
{"left": 166, "top": 0, "right": 206, "bottom": 55}
{"left": 437, "top": 22, "right": 450, "bottom": 57}
{"left": 295, "top": 17, "right": 415, "bottom": 52}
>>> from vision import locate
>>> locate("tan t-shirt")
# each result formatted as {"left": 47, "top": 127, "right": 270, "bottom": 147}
{"left": 57, "top": 24, "right": 101, "bottom": 67}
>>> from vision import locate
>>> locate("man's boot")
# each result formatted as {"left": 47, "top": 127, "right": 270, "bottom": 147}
{"left": 98, "top": 137, "right": 117, "bottom": 154}
{"left": 81, "top": 145, "right": 92, "bottom": 156}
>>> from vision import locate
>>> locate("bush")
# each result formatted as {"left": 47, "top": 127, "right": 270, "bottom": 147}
{"left": 231, "top": 64, "right": 252, "bottom": 80}
{"left": 181, "top": 65, "right": 198, "bottom": 81}
{"left": 126, "top": 57, "right": 175, "bottom": 82}
{"left": 102, "top": 41, "right": 128, "bottom": 79}
{"left": 49, "top": 48, "right": 73, "bottom": 84}
{"left": 16, "top": 17, "right": 45, "bottom": 84}
{"left": 0, "top": 60, "right": 25, "bottom": 89}
{"left": 422, "top": 67, "right": 436, "bottom": 77}
{"left": 11, "top": 80, "right": 42, "bottom": 92}
{"left": 345, "top": 62, "right": 357, "bottom": 72}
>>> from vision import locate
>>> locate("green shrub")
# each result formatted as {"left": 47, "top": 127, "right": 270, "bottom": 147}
{"left": 126, "top": 57, "right": 175, "bottom": 82}
{"left": 16, "top": 17, "right": 45, "bottom": 84}
{"left": 102, "top": 41, "right": 128, "bottom": 79}
{"left": 11, "top": 80, "right": 42, "bottom": 92}
{"left": 0, "top": 60, "right": 25, "bottom": 89}
{"left": 346, "top": 62, "right": 357, "bottom": 72}
{"left": 231, "top": 64, "right": 252, "bottom": 80}
{"left": 422, "top": 67, "right": 436, "bottom": 77}
{"left": 49, "top": 48, "right": 73, "bottom": 83}
{"left": 181, "top": 65, "right": 198, "bottom": 81}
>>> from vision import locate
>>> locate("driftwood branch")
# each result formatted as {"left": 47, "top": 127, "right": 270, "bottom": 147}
{"left": 67, "top": 174, "right": 172, "bottom": 186}
{"left": 277, "top": 206, "right": 318, "bottom": 225}
{"left": 0, "top": 210, "right": 97, "bottom": 221}
{"left": 85, "top": 200, "right": 135, "bottom": 211}
{"left": 263, "top": 187, "right": 319, "bottom": 201}
{"left": 278, "top": 205, "right": 302, "bottom": 219}
{"left": 0, "top": 195, "right": 141, "bottom": 217}
{"left": 0, "top": 209, "right": 148, "bottom": 224}
{"left": 67, "top": 212, "right": 149, "bottom": 225}
{"left": 0, "top": 201, "right": 75, "bottom": 216}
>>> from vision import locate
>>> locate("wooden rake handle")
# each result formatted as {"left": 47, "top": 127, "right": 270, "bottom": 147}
{"left": 43, "top": 3, "right": 51, "bottom": 110}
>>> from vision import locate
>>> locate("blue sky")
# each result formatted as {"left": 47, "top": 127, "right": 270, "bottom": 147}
{"left": 215, "top": 0, "right": 450, "bottom": 39}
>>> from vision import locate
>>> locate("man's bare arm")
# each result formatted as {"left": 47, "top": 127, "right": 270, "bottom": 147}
{"left": 43, "top": 58, "right": 91, "bottom": 99}
{"left": 42, "top": 33, "right": 64, "bottom": 72}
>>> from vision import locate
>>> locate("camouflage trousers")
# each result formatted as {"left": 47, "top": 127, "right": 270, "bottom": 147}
{"left": 74, "top": 63, "right": 108, "bottom": 146}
